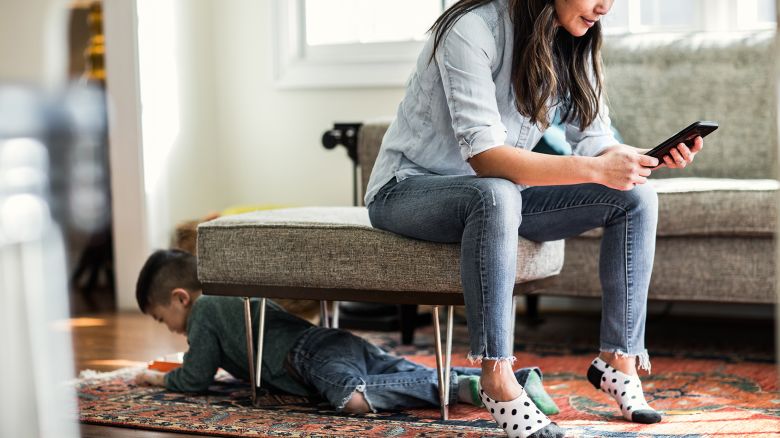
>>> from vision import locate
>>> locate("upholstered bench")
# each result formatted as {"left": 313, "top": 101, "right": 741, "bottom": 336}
{"left": 197, "top": 206, "right": 564, "bottom": 419}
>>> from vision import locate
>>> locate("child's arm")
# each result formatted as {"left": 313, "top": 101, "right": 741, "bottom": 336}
{"left": 163, "top": 322, "right": 222, "bottom": 393}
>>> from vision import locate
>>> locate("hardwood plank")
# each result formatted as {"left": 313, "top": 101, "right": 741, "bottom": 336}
{"left": 72, "top": 312, "right": 189, "bottom": 438}
{"left": 71, "top": 311, "right": 188, "bottom": 373}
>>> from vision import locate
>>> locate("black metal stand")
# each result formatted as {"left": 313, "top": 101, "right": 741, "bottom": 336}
{"left": 322, "top": 123, "right": 428, "bottom": 344}
{"left": 322, "top": 123, "right": 362, "bottom": 206}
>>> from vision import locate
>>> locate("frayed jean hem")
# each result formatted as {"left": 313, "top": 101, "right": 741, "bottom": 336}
{"left": 335, "top": 382, "right": 377, "bottom": 414}
{"left": 599, "top": 347, "right": 651, "bottom": 373}
{"left": 467, "top": 353, "right": 517, "bottom": 371}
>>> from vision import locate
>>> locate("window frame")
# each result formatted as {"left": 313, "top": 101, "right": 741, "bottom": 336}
{"left": 274, "top": 0, "right": 776, "bottom": 89}
{"left": 604, "top": 0, "right": 776, "bottom": 34}
{"left": 272, "top": 0, "right": 430, "bottom": 89}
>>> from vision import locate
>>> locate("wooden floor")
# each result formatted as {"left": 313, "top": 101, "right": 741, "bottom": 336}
{"left": 72, "top": 312, "right": 195, "bottom": 438}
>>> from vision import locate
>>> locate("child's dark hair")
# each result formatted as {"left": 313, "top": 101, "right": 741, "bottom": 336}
{"left": 136, "top": 249, "right": 201, "bottom": 313}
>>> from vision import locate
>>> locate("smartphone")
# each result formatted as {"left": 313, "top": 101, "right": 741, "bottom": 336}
{"left": 644, "top": 121, "right": 719, "bottom": 161}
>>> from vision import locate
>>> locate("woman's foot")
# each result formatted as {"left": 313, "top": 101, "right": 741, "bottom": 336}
{"left": 479, "top": 383, "right": 565, "bottom": 438}
{"left": 458, "top": 369, "right": 559, "bottom": 416}
{"left": 479, "top": 360, "right": 564, "bottom": 438}
{"left": 587, "top": 357, "right": 662, "bottom": 424}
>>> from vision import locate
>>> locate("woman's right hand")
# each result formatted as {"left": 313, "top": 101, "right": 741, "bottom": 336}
{"left": 594, "top": 145, "right": 659, "bottom": 191}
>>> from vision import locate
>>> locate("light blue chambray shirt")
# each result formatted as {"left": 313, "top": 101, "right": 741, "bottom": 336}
{"left": 364, "top": 0, "right": 619, "bottom": 207}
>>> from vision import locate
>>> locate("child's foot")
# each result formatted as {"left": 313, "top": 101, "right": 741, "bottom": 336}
{"left": 587, "top": 357, "right": 662, "bottom": 424}
{"left": 458, "top": 375, "right": 484, "bottom": 406}
{"left": 479, "top": 383, "right": 565, "bottom": 438}
{"left": 458, "top": 370, "right": 559, "bottom": 416}
{"left": 514, "top": 368, "right": 559, "bottom": 415}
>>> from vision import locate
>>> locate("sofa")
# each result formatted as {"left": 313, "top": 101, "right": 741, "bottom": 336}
{"left": 356, "top": 30, "right": 777, "bottom": 305}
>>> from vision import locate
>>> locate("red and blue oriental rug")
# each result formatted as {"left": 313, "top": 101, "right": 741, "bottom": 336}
{"left": 77, "top": 351, "right": 779, "bottom": 437}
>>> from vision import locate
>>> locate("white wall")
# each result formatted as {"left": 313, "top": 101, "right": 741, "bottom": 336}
{"left": 212, "top": 0, "right": 404, "bottom": 208}
{"left": 138, "top": 0, "right": 224, "bottom": 250}
{"left": 0, "top": 0, "right": 65, "bottom": 88}
{"left": 140, "top": 0, "right": 404, "bottom": 248}
{"left": 108, "top": 0, "right": 405, "bottom": 309}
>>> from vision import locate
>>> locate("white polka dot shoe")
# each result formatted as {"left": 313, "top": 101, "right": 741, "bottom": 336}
{"left": 478, "top": 383, "right": 565, "bottom": 438}
{"left": 587, "top": 357, "right": 662, "bottom": 424}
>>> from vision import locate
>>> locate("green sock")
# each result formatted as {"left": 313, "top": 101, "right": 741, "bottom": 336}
{"left": 522, "top": 370, "right": 559, "bottom": 415}
{"left": 456, "top": 372, "right": 559, "bottom": 415}
{"left": 456, "top": 376, "right": 483, "bottom": 406}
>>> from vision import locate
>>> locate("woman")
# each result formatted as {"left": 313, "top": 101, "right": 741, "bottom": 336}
{"left": 366, "top": 0, "right": 702, "bottom": 436}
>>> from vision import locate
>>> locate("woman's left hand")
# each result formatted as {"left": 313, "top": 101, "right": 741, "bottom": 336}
{"left": 655, "top": 136, "right": 704, "bottom": 170}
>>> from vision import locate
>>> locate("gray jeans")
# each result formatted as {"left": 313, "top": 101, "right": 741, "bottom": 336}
{"left": 368, "top": 175, "right": 658, "bottom": 370}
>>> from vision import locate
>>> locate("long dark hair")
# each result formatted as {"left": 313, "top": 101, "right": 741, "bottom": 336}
{"left": 429, "top": 0, "right": 604, "bottom": 130}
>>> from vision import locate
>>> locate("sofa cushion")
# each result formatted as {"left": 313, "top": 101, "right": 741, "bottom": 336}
{"left": 552, "top": 235, "right": 776, "bottom": 303}
{"left": 603, "top": 31, "right": 776, "bottom": 180}
{"left": 197, "top": 207, "right": 564, "bottom": 293}
{"left": 579, "top": 178, "right": 779, "bottom": 238}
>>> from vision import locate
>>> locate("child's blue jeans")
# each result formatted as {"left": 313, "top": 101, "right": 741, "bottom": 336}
{"left": 287, "top": 326, "right": 536, "bottom": 412}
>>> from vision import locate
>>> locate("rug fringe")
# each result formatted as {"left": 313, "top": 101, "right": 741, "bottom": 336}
{"left": 73, "top": 367, "right": 145, "bottom": 385}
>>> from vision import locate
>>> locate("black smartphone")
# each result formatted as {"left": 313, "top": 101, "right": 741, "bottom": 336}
{"left": 644, "top": 121, "right": 719, "bottom": 161}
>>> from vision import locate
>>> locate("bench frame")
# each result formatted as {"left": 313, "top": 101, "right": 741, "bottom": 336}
{"left": 203, "top": 276, "right": 557, "bottom": 420}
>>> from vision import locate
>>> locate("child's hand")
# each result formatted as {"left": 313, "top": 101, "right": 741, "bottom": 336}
{"left": 134, "top": 369, "right": 166, "bottom": 386}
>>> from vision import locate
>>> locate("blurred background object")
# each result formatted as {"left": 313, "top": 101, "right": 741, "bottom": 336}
{"left": 1, "top": 0, "right": 110, "bottom": 436}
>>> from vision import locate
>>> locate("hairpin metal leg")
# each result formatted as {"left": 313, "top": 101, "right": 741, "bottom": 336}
{"left": 444, "top": 305, "right": 454, "bottom": 408}
{"left": 320, "top": 300, "right": 330, "bottom": 328}
{"left": 255, "top": 298, "right": 267, "bottom": 394}
{"left": 331, "top": 300, "right": 339, "bottom": 328}
{"left": 432, "top": 306, "right": 448, "bottom": 420}
{"left": 243, "top": 297, "right": 257, "bottom": 405}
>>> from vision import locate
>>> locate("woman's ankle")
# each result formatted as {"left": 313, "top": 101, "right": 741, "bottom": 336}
{"left": 479, "top": 359, "right": 523, "bottom": 401}
{"left": 598, "top": 352, "right": 639, "bottom": 376}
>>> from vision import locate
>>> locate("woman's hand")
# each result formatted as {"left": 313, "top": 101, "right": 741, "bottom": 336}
{"left": 595, "top": 144, "right": 659, "bottom": 191}
{"left": 134, "top": 369, "right": 166, "bottom": 386}
{"left": 657, "top": 136, "right": 704, "bottom": 170}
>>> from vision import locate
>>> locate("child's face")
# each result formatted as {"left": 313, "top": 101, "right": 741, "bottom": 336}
{"left": 148, "top": 289, "right": 191, "bottom": 335}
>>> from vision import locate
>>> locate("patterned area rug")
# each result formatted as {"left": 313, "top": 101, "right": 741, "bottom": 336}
{"left": 78, "top": 347, "right": 779, "bottom": 437}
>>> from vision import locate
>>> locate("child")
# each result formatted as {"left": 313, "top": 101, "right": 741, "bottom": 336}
{"left": 134, "top": 249, "right": 559, "bottom": 415}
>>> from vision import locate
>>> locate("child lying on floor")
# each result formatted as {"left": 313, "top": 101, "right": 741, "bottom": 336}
{"left": 134, "top": 249, "right": 559, "bottom": 414}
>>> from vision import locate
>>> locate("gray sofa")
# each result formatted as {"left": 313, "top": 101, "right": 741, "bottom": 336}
{"left": 357, "top": 31, "right": 777, "bottom": 304}
{"left": 195, "top": 31, "right": 775, "bottom": 417}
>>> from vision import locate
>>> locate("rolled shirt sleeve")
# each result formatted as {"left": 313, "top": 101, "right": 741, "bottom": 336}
{"left": 434, "top": 12, "right": 508, "bottom": 161}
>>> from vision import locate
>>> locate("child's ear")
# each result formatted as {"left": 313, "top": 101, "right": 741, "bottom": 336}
{"left": 172, "top": 288, "right": 191, "bottom": 306}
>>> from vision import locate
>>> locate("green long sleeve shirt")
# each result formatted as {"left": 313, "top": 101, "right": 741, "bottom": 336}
{"left": 164, "top": 296, "right": 314, "bottom": 396}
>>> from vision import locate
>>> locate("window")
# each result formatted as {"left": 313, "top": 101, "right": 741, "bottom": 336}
{"left": 274, "top": 0, "right": 777, "bottom": 89}
{"left": 602, "top": 0, "right": 776, "bottom": 33}
{"left": 304, "top": 0, "right": 442, "bottom": 46}
{"left": 273, "top": 0, "right": 448, "bottom": 88}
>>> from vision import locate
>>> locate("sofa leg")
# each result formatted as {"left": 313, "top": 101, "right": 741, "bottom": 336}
{"left": 525, "top": 295, "right": 543, "bottom": 326}
{"left": 399, "top": 304, "right": 417, "bottom": 345}
{"left": 432, "top": 306, "right": 449, "bottom": 420}
{"left": 243, "top": 297, "right": 257, "bottom": 405}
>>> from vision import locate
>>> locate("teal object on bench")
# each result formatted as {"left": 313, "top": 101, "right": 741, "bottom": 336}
{"left": 533, "top": 109, "right": 622, "bottom": 155}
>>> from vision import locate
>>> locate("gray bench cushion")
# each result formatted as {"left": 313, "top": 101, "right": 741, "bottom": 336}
{"left": 580, "top": 178, "right": 779, "bottom": 238}
{"left": 197, "top": 207, "right": 564, "bottom": 293}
